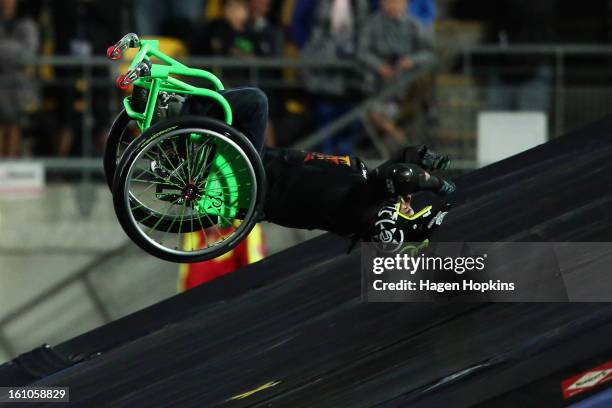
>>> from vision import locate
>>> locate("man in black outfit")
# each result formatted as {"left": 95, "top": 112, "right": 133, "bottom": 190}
{"left": 181, "top": 86, "right": 455, "bottom": 248}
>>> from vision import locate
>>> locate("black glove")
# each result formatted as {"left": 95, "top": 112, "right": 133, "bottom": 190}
{"left": 373, "top": 163, "right": 455, "bottom": 198}
{"left": 396, "top": 145, "right": 451, "bottom": 171}
{"left": 418, "top": 145, "right": 451, "bottom": 171}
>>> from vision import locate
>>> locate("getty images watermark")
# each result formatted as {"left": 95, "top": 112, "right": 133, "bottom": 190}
{"left": 361, "top": 242, "right": 612, "bottom": 302}
{"left": 371, "top": 251, "right": 515, "bottom": 293}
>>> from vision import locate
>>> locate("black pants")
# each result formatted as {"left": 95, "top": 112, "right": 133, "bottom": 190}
{"left": 181, "top": 86, "right": 268, "bottom": 153}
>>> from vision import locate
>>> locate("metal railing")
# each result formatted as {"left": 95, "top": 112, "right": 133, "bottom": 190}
{"left": 293, "top": 61, "right": 436, "bottom": 157}
{"left": 461, "top": 44, "right": 612, "bottom": 137}
{"left": 11, "top": 54, "right": 435, "bottom": 160}
{"left": 3, "top": 46, "right": 611, "bottom": 172}
{"left": 2, "top": 49, "right": 602, "bottom": 164}
{"left": 4, "top": 56, "right": 366, "bottom": 173}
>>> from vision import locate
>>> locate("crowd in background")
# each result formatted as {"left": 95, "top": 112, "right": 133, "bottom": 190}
{"left": 2, "top": 0, "right": 612, "bottom": 158}
{"left": 0, "top": 0, "right": 438, "bottom": 158}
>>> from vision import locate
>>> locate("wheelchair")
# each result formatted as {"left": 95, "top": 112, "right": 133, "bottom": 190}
{"left": 104, "top": 33, "right": 266, "bottom": 263}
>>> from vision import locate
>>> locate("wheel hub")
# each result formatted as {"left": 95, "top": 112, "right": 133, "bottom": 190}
{"left": 182, "top": 181, "right": 200, "bottom": 202}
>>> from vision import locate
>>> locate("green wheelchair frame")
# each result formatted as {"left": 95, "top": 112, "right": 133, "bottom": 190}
{"left": 106, "top": 33, "right": 264, "bottom": 262}
{"left": 111, "top": 36, "right": 233, "bottom": 129}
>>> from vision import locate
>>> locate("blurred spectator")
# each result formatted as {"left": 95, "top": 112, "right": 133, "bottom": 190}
{"left": 358, "top": 0, "right": 434, "bottom": 145}
{"left": 248, "top": 0, "right": 281, "bottom": 57}
{"left": 290, "top": 0, "right": 318, "bottom": 49}
{"left": 302, "top": 0, "right": 369, "bottom": 95}
{"left": 358, "top": 0, "right": 433, "bottom": 90}
{"left": 191, "top": 0, "right": 256, "bottom": 91}
{"left": 0, "top": 0, "right": 39, "bottom": 157}
{"left": 190, "top": 1, "right": 281, "bottom": 147}
{"left": 50, "top": 0, "right": 122, "bottom": 157}
{"left": 134, "top": 0, "right": 204, "bottom": 41}
{"left": 299, "top": 0, "right": 370, "bottom": 155}
{"left": 248, "top": 0, "right": 282, "bottom": 147}
{"left": 192, "top": 0, "right": 255, "bottom": 58}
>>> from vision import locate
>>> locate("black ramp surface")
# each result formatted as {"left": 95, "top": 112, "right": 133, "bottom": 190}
{"left": 5, "top": 115, "right": 612, "bottom": 407}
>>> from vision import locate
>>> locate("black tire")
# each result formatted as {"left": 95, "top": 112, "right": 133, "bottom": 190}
{"left": 105, "top": 110, "right": 195, "bottom": 233}
{"left": 112, "top": 116, "right": 266, "bottom": 263}
{"left": 103, "top": 109, "right": 135, "bottom": 190}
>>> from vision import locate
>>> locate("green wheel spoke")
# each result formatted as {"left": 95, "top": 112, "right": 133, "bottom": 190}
{"left": 129, "top": 200, "right": 146, "bottom": 211}
{"left": 145, "top": 196, "right": 183, "bottom": 234}
{"left": 157, "top": 203, "right": 182, "bottom": 243}
{"left": 189, "top": 212, "right": 195, "bottom": 251}
{"left": 202, "top": 184, "right": 245, "bottom": 192}
{"left": 217, "top": 212, "right": 237, "bottom": 227}
{"left": 185, "top": 137, "right": 193, "bottom": 181}
{"left": 195, "top": 212, "right": 210, "bottom": 249}
{"left": 168, "top": 161, "right": 188, "bottom": 183}
{"left": 195, "top": 160, "right": 242, "bottom": 189}
{"left": 192, "top": 142, "right": 213, "bottom": 183}
{"left": 143, "top": 151, "right": 176, "bottom": 180}
{"left": 132, "top": 166, "right": 183, "bottom": 189}
{"left": 200, "top": 208, "right": 224, "bottom": 241}
{"left": 196, "top": 144, "right": 229, "bottom": 184}
{"left": 175, "top": 200, "right": 188, "bottom": 250}
{"left": 157, "top": 139, "right": 187, "bottom": 184}
{"left": 131, "top": 177, "right": 161, "bottom": 184}
{"left": 132, "top": 177, "right": 159, "bottom": 196}
{"left": 135, "top": 208, "right": 160, "bottom": 225}
{"left": 194, "top": 147, "right": 217, "bottom": 188}
{"left": 170, "top": 138, "right": 190, "bottom": 182}
{"left": 196, "top": 172, "right": 240, "bottom": 189}
{"left": 207, "top": 156, "right": 236, "bottom": 174}
{"left": 130, "top": 179, "right": 183, "bottom": 200}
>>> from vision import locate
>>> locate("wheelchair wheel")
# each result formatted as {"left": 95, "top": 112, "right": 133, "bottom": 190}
{"left": 112, "top": 116, "right": 266, "bottom": 263}
{"left": 104, "top": 109, "right": 140, "bottom": 190}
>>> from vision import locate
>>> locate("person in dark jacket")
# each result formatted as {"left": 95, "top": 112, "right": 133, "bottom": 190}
{"left": 180, "top": 87, "right": 455, "bottom": 246}
{"left": 190, "top": 0, "right": 257, "bottom": 89}
{"left": 298, "top": 0, "right": 371, "bottom": 156}
{"left": 0, "top": 0, "right": 38, "bottom": 157}
{"left": 194, "top": 0, "right": 255, "bottom": 58}
{"left": 357, "top": 0, "right": 435, "bottom": 146}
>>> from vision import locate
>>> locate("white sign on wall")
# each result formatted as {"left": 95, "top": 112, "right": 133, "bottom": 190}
{"left": 478, "top": 112, "right": 548, "bottom": 166}
{"left": 0, "top": 162, "right": 45, "bottom": 198}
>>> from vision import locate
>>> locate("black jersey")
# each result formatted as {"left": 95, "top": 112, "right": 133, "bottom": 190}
{"left": 262, "top": 148, "right": 374, "bottom": 237}
{"left": 261, "top": 145, "right": 452, "bottom": 238}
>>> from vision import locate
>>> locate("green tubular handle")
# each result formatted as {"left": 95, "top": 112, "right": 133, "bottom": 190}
{"left": 118, "top": 37, "right": 232, "bottom": 128}
{"left": 123, "top": 97, "right": 145, "bottom": 121}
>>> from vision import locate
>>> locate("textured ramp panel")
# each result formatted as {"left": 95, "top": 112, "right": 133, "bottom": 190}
{"left": 430, "top": 115, "right": 612, "bottom": 241}
{"left": 4, "top": 116, "right": 612, "bottom": 407}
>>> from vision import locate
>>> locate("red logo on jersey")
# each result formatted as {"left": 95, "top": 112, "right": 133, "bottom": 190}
{"left": 304, "top": 152, "right": 351, "bottom": 167}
